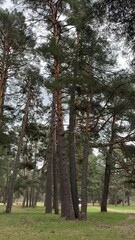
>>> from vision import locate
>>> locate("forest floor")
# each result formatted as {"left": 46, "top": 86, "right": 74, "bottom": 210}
{"left": 0, "top": 204, "right": 135, "bottom": 240}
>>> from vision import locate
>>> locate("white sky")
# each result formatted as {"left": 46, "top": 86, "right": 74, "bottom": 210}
{"left": 2, "top": 0, "right": 14, "bottom": 9}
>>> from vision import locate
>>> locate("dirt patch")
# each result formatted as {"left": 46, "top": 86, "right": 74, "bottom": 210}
{"left": 116, "top": 224, "right": 135, "bottom": 232}
{"left": 99, "top": 225, "right": 111, "bottom": 229}
{"left": 99, "top": 214, "right": 135, "bottom": 233}
{"left": 127, "top": 214, "right": 135, "bottom": 220}
{"left": 115, "top": 214, "right": 135, "bottom": 233}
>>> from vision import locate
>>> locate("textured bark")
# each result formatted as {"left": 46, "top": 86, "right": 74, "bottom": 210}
{"left": 50, "top": 0, "right": 75, "bottom": 219}
{"left": 56, "top": 91, "right": 75, "bottom": 219}
{"left": 5, "top": 85, "right": 32, "bottom": 213}
{"left": 127, "top": 195, "right": 130, "bottom": 206}
{"left": 0, "top": 68, "right": 6, "bottom": 118}
{"left": 81, "top": 138, "right": 89, "bottom": 218}
{"left": 81, "top": 99, "right": 91, "bottom": 218}
{"left": 45, "top": 94, "right": 56, "bottom": 213}
{"left": 69, "top": 87, "right": 79, "bottom": 218}
{"left": 31, "top": 141, "right": 38, "bottom": 208}
{"left": 0, "top": 29, "right": 9, "bottom": 122}
{"left": 68, "top": 30, "right": 80, "bottom": 219}
{"left": 100, "top": 152, "right": 112, "bottom": 212}
{"left": 45, "top": 145, "right": 53, "bottom": 212}
{"left": 53, "top": 128, "right": 59, "bottom": 214}
{"left": 33, "top": 187, "right": 40, "bottom": 207}
{"left": 22, "top": 190, "right": 27, "bottom": 207}
{"left": 26, "top": 189, "right": 29, "bottom": 207}
{"left": 101, "top": 114, "right": 116, "bottom": 212}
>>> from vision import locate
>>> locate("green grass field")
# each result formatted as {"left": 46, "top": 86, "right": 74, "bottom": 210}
{"left": 0, "top": 204, "right": 135, "bottom": 240}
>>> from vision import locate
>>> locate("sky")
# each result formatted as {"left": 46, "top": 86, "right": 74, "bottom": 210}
{"left": 2, "top": 0, "right": 14, "bottom": 9}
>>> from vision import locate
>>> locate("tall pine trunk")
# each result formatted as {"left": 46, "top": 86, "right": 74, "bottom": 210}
{"left": 69, "top": 86, "right": 79, "bottom": 218}
{"left": 101, "top": 113, "right": 116, "bottom": 212}
{"left": 0, "top": 30, "right": 9, "bottom": 122}
{"left": 81, "top": 101, "right": 90, "bottom": 218}
{"left": 49, "top": 1, "right": 75, "bottom": 220}
{"left": 68, "top": 31, "right": 80, "bottom": 219}
{"left": 100, "top": 151, "right": 112, "bottom": 212}
{"left": 53, "top": 127, "right": 59, "bottom": 214}
{"left": 5, "top": 85, "right": 32, "bottom": 213}
{"left": 0, "top": 67, "right": 6, "bottom": 119}
{"left": 81, "top": 138, "right": 89, "bottom": 218}
{"left": 56, "top": 90, "right": 75, "bottom": 219}
{"left": 31, "top": 141, "right": 38, "bottom": 208}
{"left": 45, "top": 94, "right": 56, "bottom": 213}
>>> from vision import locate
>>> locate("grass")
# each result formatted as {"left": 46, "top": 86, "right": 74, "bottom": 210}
{"left": 108, "top": 204, "right": 135, "bottom": 212}
{"left": 0, "top": 204, "right": 135, "bottom": 240}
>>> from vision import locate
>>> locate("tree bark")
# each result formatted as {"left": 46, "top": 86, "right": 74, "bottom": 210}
{"left": 53, "top": 128, "right": 59, "bottom": 214}
{"left": 49, "top": 0, "right": 75, "bottom": 220}
{"left": 68, "top": 30, "right": 80, "bottom": 219}
{"left": 45, "top": 94, "right": 56, "bottom": 213}
{"left": 101, "top": 113, "right": 116, "bottom": 212}
{"left": 69, "top": 86, "right": 79, "bottom": 218}
{"left": 80, "top": 98, "right": 91, "bottom": 219}
{"left": 0, "top": 29, "right": 9, "bottom": 123}
{"left": 101, "top": 151, "right": 112, "bottom": 212}
{"left": 56, "top": 90, "right": 75, "bottom": 219}
{"left": 81, "top": 137, "right": 89, "bottom": 218}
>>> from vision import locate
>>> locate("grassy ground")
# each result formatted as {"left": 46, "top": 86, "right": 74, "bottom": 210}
{"left": 0, "top": 204, "right": 135, "bottom": 240}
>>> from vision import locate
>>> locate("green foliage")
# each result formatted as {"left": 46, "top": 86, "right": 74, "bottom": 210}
{"left": 0, "top": 9, "right": 35, "bottom": 58}
{"left": 105, "top": 0, "right": 135, "bottom": 43}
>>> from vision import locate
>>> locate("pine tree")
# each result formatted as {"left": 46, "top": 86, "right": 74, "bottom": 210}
{"left": 5, "top": 67, "right": 43, "bottom": 213}
{"left": 0, "top": 9, "right": 35, "bottom": 124}
{"left": 18, "top": 0, "right": 75, "bottom": 219}
{"left": 100, "top": 74, "right": 135, "bottom": 212}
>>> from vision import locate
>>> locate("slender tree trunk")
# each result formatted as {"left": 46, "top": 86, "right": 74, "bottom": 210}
{"left": 31, "top": 141, "right": 38, "bottom": 208}
{"left": 69, "top": 86, "right": 79, "bottom": 218}
{"left": 45, "top": 142, "right": 53, "bottom": 213}
{"left": 29, "top": 187, "right": 33, "bottom": 207}
{"left": 26, "top": 188, "right": 29, "bottom": 207}
{"left": 101, "top": 113, "right": 116, "bottom": 212}
{"left": 0, "top": 62, "right": 8, "bottom": 125}
{"left": 0, "top": 69, "right": 6, "bottom": 119}
{"left": 2, "top": 176, "right": 9, "bottom": 204}
{"left": 101, "top": 152, "right": 112, "bottom": 212}
{"left": 68, "top": 30, "right": 80, "bottom": 219}
{"left": 81, "top": 137, "right": 89, "bottom": 218}
{"left": 122, "top": 186, "right": 125, "bottom": 206}
{"left": 31, "top": 188, "right": 35, "bottom": 208}
{"left": 22, "top": 190, "right": 26, "bottom": 207}
{"left": 53, "top": 128, "right": 59, "bottom": 214}
{"left": 127, "top": 195, "right": 130, "bottom": 206}
{"left": 5, "top": 85, "right": 32, "bottom": 213}
{"left": 45, "top": 94, "right": 56, "bottom": 213}
{"left": 80, "top": 98, "right": 91, "bottom": 219}
{"left": 0, "top": 29, "right": 9, "bottom": 123}
{"left": 115, "top": 192, "right": 118, "bottom": 206}
{"left": 34, "top": 187, "right": 40, "bottom": 208}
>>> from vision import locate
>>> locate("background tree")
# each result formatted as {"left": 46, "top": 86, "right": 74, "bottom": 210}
{"left": 5, "top": 67, "right": 44, "bottom": 213}
{"left": 0, "top": 9, "right": 35, "bottom": 123}
{"left": 105, "top": 0, "right": 135, "bottom": 44}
